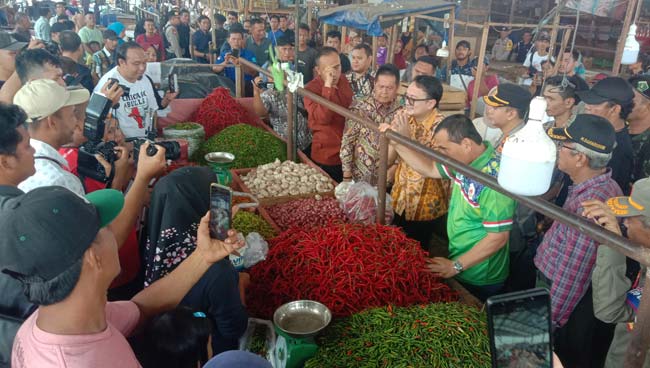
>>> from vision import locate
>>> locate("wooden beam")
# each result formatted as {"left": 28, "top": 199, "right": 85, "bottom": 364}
{"left": 548, "top": 8, "right": 561, "bottom": 58}
{"left": 509, "top": 0, "right": 517, "bottom": 24}
{"left": 372, "top": 35, "right": 378, "bottom": 70}
{"left": 613, "top": 0, "right": 641, "bottom": 75}
{"left": 416, "top": 15, "right": 574, "bottom": 30}
{"left": 470, "top": 22, "right": 490, "bottom": 120}
{"left": 387, "top": 24, "right": 399, "bottom": 64}
{"left": 552, "top": 27, "right": 572, "bottom": 76}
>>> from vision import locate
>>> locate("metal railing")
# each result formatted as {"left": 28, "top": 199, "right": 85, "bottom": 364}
{"left": 236, "top": 57, "right": 650, "bottom": 366}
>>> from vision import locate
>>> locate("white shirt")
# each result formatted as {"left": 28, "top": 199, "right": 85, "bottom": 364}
{"left": 95, "top": 67, "right": 160, "bottom": 138}
{"left": 19, "top": 139, "right": 85, "bottom": 197}
{"left": 523, "top": 51, "right": 549, "bottom": 73}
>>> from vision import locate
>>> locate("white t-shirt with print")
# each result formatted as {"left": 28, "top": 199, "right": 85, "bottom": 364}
{"left": 523, "top": 51, "right": 549, "bottom": 73}
{"left": 95, "top": 67, "right": 160, "bottom": 139}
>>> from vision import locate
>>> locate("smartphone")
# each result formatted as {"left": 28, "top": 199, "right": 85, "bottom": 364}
{"left": 487, "top": 288, "right": 553, "bottom": 368}
{"left": 231, "top": 48, "right": 240, "bottom": 58}
{"left": 168, "top": 73, "right": 178, "bottom": 93}
{"left": 209, "top": 183, "right": 232, "bottom": 240}
{"left": 107, "top": 77, "right": 119, "bottom": 89}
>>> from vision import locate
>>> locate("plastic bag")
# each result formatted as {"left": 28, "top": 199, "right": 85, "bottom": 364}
{"left": 341, "top": 182, "right": 394, "bottom": 225}
{"left": 229, "top": 233, "right": 248, "bottom": 271}
{"left": 243, "top": 232, "right": 269, "bottom": 268}
{"left": 334, "top": 180, "right": 354, "bottom": 202}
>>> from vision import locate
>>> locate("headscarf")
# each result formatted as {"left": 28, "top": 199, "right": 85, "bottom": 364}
{"left": 144, "top": 166, "right": 215, "bottom": 285}
{"left": 107, "top": 22, "right": 126, "bottom": 44}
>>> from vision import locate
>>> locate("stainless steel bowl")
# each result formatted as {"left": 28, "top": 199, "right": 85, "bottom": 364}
{"left": 273, "top": 300, "right": 332, "bottom": 337}
{"left": 204, "top": 152, "right": 235, "bottom": 164}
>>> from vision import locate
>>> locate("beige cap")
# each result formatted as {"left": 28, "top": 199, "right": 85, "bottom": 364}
{"left": 14, "top": 79, "right": 90, "bottom": 121}
{"left": 607, "top": 178, "right": 650, "bottom": 217}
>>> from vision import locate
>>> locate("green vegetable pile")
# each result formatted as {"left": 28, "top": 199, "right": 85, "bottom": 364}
{"left": 249, "top": 325, "right": 268, "bottom": 357}
{"left": 305, "top": 303, "right": 491, "bottom": 368}
{"left": 167, "top": 122, "right": 202, "bottom": 130}
{"left": 233, "top": 211, "right": 277, "bottom": 239}
{"left": 193, "top": 124, "right": 287, "bottom": 169}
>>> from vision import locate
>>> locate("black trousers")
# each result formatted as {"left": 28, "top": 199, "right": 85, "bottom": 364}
{"left": 316, "top": 162, "right": 343, "bottom": 183}
{"left": 392, "top": 212, "right": 447, "bottom": 253}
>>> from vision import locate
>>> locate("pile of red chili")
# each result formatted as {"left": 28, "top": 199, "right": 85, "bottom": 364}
{"left": 191, "top": 87, "right": 257, "bottom": 137}
{"left": 265, "top": 197, "right": 346, "bottom": 231}
{"left": 246, "top": 223, "right": 458, "bottom": 318}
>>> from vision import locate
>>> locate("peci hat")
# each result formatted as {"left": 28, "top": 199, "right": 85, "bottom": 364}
{"left": 577, "top": 77, "right": 635, "bottom": 105}
{"left": 483, "top": 83, "right": 532, "bottom": 112}
{"left": 0, "top": 187, "right": 123, "bottom": 286}
{"left": 547, "top": 113, "right": 616, "bottom": 154}
{"left": 14, "top": 79, "right": 89, "bottom": 121}
{"left": 607, "top": 178, "right": 650, "bottom": 217}
{"left": 629, "top": 75, "right": 650, "bottom": 100}
{"left": 0, "top": 31, "right": 27, "bottom": 51}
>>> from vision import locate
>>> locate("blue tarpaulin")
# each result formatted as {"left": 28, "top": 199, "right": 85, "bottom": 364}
{"left": 317, "top": 0, "right": 457, "bottom": 36}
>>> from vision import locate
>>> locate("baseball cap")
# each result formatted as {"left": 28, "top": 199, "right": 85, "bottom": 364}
{"left": 14, "top": 79, "right": 89, "bottom": 121}
{"left": 537, "top": 31, "right": 550, "bottom": 41}
{"left": 103, "top": 29, "right": 119, "bottom": 40}
{"left": 483, "top": 83, "right": 532, "bottom": 111}
{"left": 546, "top": 113, "right": 616, "bottom": 154}
{"left": 0, "top": 31, "right": 27, "bottom": 51}
{"left": 629, "top": 75, "right": 650, "bottom": 99}
{"left": 577, "top": 77, "right": 635, "bottom": 105}
{"left": 606, "top": 178, "right": 650, "bottom": 217}
{"left": 276, "top": 35, "right": 294, "bottom": 47}
{"left": 0, "top": 187, "right": 124, "bottom": 286}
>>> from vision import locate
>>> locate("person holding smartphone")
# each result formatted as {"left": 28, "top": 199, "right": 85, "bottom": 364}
{"left": 213, "top": 27, "right": 257, "bottom": 96}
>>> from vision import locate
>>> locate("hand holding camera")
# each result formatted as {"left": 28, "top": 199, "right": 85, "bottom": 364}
{"left": 134, "top": 140, "right": 168, "bottom": 183}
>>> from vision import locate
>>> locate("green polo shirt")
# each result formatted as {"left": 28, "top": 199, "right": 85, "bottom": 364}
{"left": 436, "top": 142, "right": 515, "bottom": 286}
{"left": 245, "top": 36, "right": 272, "bottom": 66}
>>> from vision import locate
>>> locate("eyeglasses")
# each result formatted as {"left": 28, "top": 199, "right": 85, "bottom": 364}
{"left": 403, "top": 95, "right": 433, "bottom": 105}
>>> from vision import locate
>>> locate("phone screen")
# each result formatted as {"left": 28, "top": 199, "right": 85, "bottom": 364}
{"left": 231, "top": 49, "right": 240, "bottom": 58}
{"left": 487, "top": 288, "right": 553, "bottom": 368}
{"left": 209, "top": 184, "right": 232, "bottom": 240}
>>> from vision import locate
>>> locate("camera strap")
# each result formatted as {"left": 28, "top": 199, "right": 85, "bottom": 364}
{"left": 34, "top": 155, "right": 64, "bottom": 168}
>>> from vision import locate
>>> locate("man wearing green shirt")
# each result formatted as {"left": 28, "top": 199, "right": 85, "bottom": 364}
{"left": 381, "top": 114, "right": 516, "bottom": 301}
{"left": 78, "top": 12, "right": 103, "bottom": 54}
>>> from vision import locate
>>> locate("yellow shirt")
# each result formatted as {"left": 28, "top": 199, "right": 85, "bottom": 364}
{"left": 391, "top": 110, "right": 450, "bottom": 221}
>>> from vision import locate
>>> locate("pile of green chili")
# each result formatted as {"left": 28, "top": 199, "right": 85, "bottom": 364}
{"left": 232, "top": 211, "right": 276, "bottom": 240}
{"left": 193, "top": 124, "right": 287, "bottom": 169}
{"left": 305, "top": 303, "right": 491, "bottom": 368}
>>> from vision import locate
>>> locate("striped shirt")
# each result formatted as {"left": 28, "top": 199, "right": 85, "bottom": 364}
{"left": 436, "top": 142, "right": 516, "bottom": 286}
{"left": 534, "top": 169, "right": 622, "bottom": 328}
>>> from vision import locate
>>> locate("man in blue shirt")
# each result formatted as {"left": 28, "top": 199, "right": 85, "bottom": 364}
{"left": 192, "top": 15, "right": 212, "bottom": 64}
{"left": 214, "top": 28, "right": 257, "bottom": 95}
{"left": 267, "top": 15, "right": 284, "bottom": 45}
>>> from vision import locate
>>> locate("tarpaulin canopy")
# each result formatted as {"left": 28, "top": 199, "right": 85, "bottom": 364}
{"left": 317, "top": 0, "right": 457, "bottom": 36}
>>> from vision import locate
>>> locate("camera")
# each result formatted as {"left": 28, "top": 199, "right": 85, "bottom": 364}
{"left": 231, "top": 48, "right": 240, "bottom": 58}
{"left": 129, "top": 138, "right": 181, "bottom": 162}
{"left": 257, "top": 81, "right": 274, "bottom": 90}
{"left": 78, "top": 93, "right": 117, "bottom": 183}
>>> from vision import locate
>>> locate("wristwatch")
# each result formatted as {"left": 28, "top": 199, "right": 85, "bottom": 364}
{"left": 453, "top": 260, "right": 464, "bottom": 274}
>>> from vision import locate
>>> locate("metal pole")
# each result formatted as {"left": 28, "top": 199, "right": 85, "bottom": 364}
{"left": 292, "top": 0, "right": 301, "bottom": 162}
{"left": 470, "top": 22, "right": 489, "bottom": 119}
{"left": 286, "top": 90, "right": 296, "bottom": 161}
{"left": 376, "top": 135, "right": 389, "bottom": 225}
{"left": 613, "top": 0, "right": 640, "bottom": 75}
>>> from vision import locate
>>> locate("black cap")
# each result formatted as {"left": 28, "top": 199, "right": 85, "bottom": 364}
{"left": 547, "top": 114, "right": 616, "bottom": 153}
{"left": 577, "top": 77, "right": 634, "bottom": 105}
{"left": 629, "top": 75, "right": 650, "bottom": 99}
{"left": 483, "top": 83, "right": 532, "bottom": 112}
{"left": 103, "top": 29, "right": 118, "bottom": 40}
{"left": 50, "top": 22, "right": 66, "bottom": 34}
{"left": 276, "top": 35, "right": 294, "bottom": 47}
{"left": 0, "top": 187, "right": 123, "bottom": 286}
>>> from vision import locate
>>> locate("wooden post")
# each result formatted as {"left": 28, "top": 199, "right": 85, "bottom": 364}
{"left": 387, "top": 24, "right": 399, "bottom": 64}
{"left": 548, "top": 9, "right": 561, "bottom": 58}
{"left": 470, "top": 22, "right": 490, "bottom": 119}
{"left": 209, "top": 0, "right": 217, "bottom": 59}
{"left": 341, "top": 26, "right": 347, "bottom": 52}
{"left": 613, "top": 0, "right": 641, "bottom": 75}
{"left": 235, "top": 64, "right": 242, "bottom": 98}
{"left": 286, "top": 90, "right": 295, "bottom": 161}
{"left": 447, "top": 7, "right": 455, "bottom": 84}
{"left": 508, "top": 0, "right": 517, "bottom": 24}
{"left": 376, "top": 135, "right": 389, "bottom": 225}
{"left": 372, "top": 35, "right": 378, "bottom": 70}
{"left": 552, "top": 27, "right": 572, "bottom": 76}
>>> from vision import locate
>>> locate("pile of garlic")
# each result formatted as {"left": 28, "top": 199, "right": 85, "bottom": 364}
{"left": 242, "top": 159, "right": 335, "bottom": 198}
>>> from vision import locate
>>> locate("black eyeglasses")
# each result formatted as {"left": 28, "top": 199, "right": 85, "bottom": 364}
{"left": 402, "top": 94, "right": 433, "bottom": 105}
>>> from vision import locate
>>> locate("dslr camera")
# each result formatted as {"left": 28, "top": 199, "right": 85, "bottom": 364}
{"left": 78, "top": 93, "right": 116, "bottom": 183}
{"left": 128, "top": 138, "right": 181, "bottom": 162}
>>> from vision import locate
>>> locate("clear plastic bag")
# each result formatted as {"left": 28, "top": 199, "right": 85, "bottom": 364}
{"left": 334, "top": 180, "right": 354, "bottom": 202}
{"left": 243, "top": 232, "right": 269, "bottom": 268}
{"left": 341, "top": 182, "right": 394, "bottom": 225}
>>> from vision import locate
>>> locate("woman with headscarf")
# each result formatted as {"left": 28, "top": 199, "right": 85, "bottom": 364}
{"left": 144, "top": 167, "right": 248, "bottom": 355}
{"left": 108, "top": 21, "right": 126, "bottom": 45}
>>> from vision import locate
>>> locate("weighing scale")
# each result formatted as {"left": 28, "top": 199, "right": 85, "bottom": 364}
{"left": 273, "top": 300, "right": 332, "bottom": 368}
{"left": 204, "top": 152, "right": 235, "bottom": 185}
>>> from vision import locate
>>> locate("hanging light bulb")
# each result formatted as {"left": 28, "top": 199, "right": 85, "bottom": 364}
{"left": 497, "top": 97, "right": 557, "bottom": 196}
{"left": 622, "top": 24, "right": 640, "bottom": 65}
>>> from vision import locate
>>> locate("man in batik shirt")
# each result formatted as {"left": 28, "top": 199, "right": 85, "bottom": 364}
{"left": 345, "top": 43, "right": 375, "bottom": 99}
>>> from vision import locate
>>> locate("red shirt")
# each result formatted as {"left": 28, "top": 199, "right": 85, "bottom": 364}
{"left": 136, "top": 33, "right": 166, "bottom": 60}
{"left": 304, "top": 75, "right": 354, "bottom": 166}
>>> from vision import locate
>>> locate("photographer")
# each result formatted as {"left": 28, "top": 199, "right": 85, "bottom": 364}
{"left": 14, "top": 78, "right": 167, "bottom": 252}
{"left": 95, "top": 42, "right": 178, "bottom": 139}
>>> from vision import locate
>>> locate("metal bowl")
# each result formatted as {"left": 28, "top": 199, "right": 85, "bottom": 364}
{"left": 204, "top": 152, "right": 235, "bottom": 164}
{"left": 273, "top": 300, "right": 332, "bottom": 338}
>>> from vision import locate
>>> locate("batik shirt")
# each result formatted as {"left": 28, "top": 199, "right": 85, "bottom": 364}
{"left": 340, "top": 96, "right": 402, "bottom": 185}
{"left": 345, "top": 69, "right": 375, "bottom": 99}
{"left": 391, "top": 110, "right": 449, "bottom": 221}
{"left": 534, "top": 170, "right": 622, "bottom": 328}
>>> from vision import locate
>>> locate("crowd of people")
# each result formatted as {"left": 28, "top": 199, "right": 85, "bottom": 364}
{"left": 0, "top": 2, "right": 648, "bottom": 368}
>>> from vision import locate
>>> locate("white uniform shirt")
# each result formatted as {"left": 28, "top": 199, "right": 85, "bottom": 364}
{"left": 19, "top": 139, "right": 85, "bottom": 197}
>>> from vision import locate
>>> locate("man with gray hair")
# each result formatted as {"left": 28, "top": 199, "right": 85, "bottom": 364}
{"left": 536, "top": 114, "right": 623, "bottom": 367}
